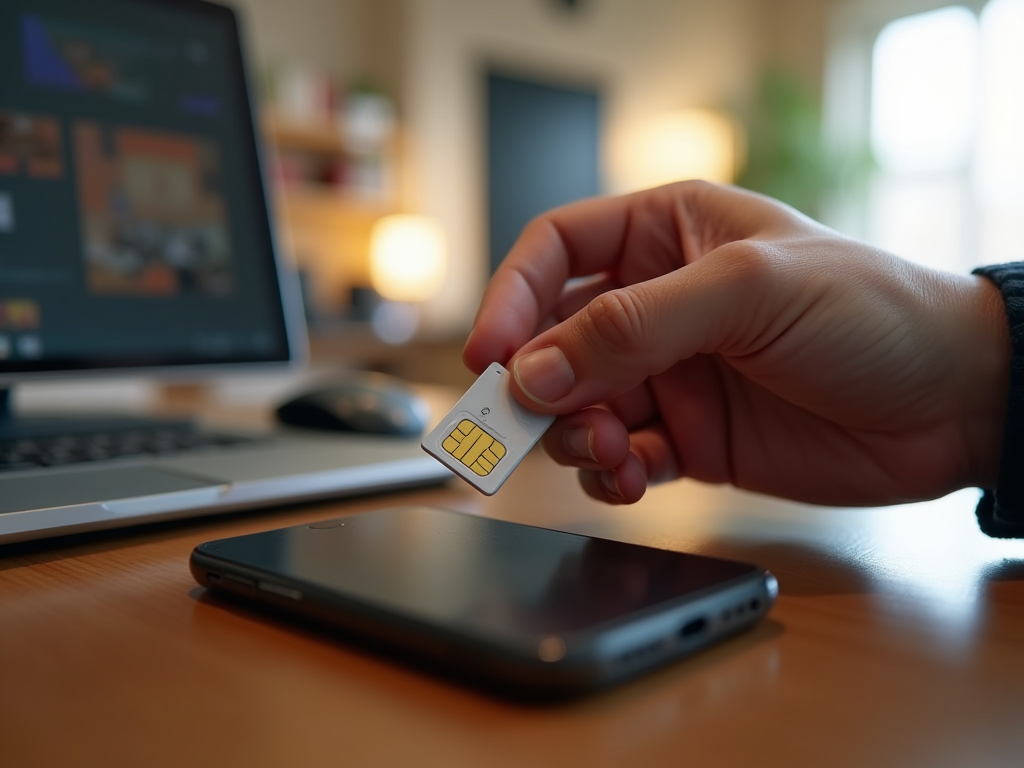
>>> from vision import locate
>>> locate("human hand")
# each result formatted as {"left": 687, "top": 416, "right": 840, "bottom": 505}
{"left": 463, "top": 181, "right": 1009, "bottom": 506}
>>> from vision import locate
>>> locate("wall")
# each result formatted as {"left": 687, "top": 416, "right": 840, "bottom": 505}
{"left": 229, "top": 0, "right": 846, "bottom": 339}
{"left": 230, "top": 0, "right": 370, "bottom": 88}
{"left": 401, "top": 0, "right": 762, "bottom": 337}
{"left": 758, "top": 0, "right": 835, "bottom": 95}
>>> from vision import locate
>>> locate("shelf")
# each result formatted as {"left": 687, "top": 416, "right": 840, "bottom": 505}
{"left": 278, "top": 184, "right": 391, "bottom": 215}
{"left": 261, "top": 109, "right": 400, "bottom": 314}
{"left": 264, "top": 112, "right": 346, "bottom": 155}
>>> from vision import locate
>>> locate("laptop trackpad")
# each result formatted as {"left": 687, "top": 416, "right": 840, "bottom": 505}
{"left": 0, "top": 466, "right": 227, "bottom": 515}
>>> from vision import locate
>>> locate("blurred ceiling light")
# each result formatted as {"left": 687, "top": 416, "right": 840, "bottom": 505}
{"left": 369, "top": 214, "right": 448, "bottom": 303}
{"left": 623, "top": 108, "right": 743, "bottom": 189}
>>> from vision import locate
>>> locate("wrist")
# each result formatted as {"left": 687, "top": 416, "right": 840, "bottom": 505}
{"left": 962, "top": 272, "right": 1011, "bottom": 489}
{"left": 968, "top": 264, "right": 1024, "bottom": 536}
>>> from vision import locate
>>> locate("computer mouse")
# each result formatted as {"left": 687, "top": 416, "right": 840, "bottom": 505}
{"left": 274, "top": 373, "right": 430, "bottom": 437}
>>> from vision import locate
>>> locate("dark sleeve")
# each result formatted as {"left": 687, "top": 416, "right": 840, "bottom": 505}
{"left": 972, "top": 263, "right": 1024, "bottom": 538}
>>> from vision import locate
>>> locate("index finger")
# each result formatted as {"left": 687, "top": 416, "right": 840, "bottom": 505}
{"left": 462, "top": 194, "right": 634, "bottom": 373}
{"left": 462, "top": 181, "right": 784, "bottom": 374}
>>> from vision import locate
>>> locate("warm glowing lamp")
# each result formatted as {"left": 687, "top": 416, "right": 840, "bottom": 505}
{"left": 369, "top": 214, "right": 448, "bottom": 303}
{"left": 367, "top": 214, "right": 448, "bottom": 344}
{"left": 622, "top": 108, "right": 743, "bottom": 189}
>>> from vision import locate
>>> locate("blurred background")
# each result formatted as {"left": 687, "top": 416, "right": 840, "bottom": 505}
{"left": 234, "top": 0, "right": 1024, "bottom": 386}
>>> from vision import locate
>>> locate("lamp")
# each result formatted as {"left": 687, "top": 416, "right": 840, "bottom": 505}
{"left": 367, "top": 214, "right": 448, "bottom": 343}
{"left": 369, "top": 214, "right": 447, "bottom": 302}
{"left": 620, "top": 108, "right": 743, "bottom": 189}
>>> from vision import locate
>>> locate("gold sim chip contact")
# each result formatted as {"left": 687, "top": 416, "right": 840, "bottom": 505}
{"left": 422, "top": 362, "right": 555, "bottom": 494}
{"left": 442, "top": 419, "right": 507, "bottom": 476}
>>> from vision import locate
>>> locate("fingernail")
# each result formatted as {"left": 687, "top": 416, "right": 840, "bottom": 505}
{"left": 601, "top": 470, "right": 623, "bottom": 499}
{"left": 513, "top": 346, "right": 575, "bottom": 404}
{"left": 563, "top": 427, "right": 597, "bottom": 462}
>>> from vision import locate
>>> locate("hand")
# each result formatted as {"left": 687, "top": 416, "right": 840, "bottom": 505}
{"left": 463, "top": 181, "right": 1010, "bottom": 506}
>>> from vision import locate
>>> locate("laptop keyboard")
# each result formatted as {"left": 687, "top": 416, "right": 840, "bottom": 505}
{"left": 0, "top": 426, "right": 260, "bottom": 473}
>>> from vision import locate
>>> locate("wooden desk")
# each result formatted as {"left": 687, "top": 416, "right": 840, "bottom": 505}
{"left": 3, "top": 419, "right": 1024, "bottom": 767}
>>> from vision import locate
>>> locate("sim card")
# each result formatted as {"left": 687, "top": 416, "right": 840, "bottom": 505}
{"left": 421, "top": 362, "right": 554, "bottom": 495}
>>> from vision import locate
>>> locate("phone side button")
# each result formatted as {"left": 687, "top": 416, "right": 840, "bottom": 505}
{"left": 258, "top": 581, "right": 303, "bottom": 601}
{"left": 219, "top": 574, "right": 255, "bottom": 597}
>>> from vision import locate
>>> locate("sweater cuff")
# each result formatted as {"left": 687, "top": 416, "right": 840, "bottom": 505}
{"left": 973, "top": 263, "right": 1024, "bottom": 538}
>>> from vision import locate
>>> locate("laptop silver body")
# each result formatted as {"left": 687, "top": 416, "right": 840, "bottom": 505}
{"left": 0, "top": 428, "right": 448, "bottom": 544}
{"left": 0, "top": 0, "right": 449, "bottom": 544}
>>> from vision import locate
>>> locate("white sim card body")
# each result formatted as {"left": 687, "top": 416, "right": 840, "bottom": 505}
{"left": 421, "top": 362, "right": 555, "bottom": 495}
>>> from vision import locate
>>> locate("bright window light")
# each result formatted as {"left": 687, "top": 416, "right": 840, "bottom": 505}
{"left": 871, "top": 6, "right": 979, "bottom": 173}
{"left": 838, "top": 0, "right": 1024, "bottom": 271}
{"left": 976, "top": 0, "right": 1024, "bottom": 203}
{"left": 975, "top": 0, "right": 1024, "bottom": 265}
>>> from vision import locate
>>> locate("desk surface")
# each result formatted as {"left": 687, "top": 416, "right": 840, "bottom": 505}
{"left": 3, "top": 404, "right": 1024, "bottom": 767}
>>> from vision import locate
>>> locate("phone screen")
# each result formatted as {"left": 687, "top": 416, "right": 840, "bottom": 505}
{"left": 196, "top": 505, "right": 759, "bottom": 638}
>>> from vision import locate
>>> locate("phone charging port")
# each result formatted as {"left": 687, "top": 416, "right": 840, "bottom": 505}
{"left": 679, "top": 617, "right": 708, "bottom": 638}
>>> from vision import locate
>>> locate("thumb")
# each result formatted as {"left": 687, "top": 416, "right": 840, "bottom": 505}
{"left": 506, "top": 242, "right": 785, "bottom": 413}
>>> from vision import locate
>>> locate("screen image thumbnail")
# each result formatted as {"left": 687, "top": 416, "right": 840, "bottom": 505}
{"left": 0, "top": 111, "right": 63, "bottom": 179}
{"left": 19, "top": 13, "right": 221, "bottom": 116}
{"left": 74, "top": 122, "right": 233, "bottom": 296}
{"left": 21, "top": 13, "right": 161, "bottom": 103}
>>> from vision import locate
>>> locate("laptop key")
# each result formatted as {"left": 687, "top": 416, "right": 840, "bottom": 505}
{"left": 0, "top": 426, "right": 261, "bottom": 470}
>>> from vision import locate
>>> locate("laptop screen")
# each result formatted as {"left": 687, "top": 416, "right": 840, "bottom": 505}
{"left": 0, "top": 0, "right": 297, "bottom": 377}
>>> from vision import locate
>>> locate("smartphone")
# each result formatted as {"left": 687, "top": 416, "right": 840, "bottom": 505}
{"left": 190, "top": 506, "right": 777, "bottom": 697}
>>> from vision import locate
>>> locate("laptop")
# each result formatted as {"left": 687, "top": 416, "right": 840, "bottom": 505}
{"left": 0, "top": 0, "right": 450, "bottom": 544}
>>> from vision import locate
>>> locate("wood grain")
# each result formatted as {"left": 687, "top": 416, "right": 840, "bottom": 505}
{"left": 3, "top": 431, "right": 1024, "bottom": 767}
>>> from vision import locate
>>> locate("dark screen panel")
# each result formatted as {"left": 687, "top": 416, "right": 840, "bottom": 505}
{"left": 201, "top": 506, "right": 756, "bottom": 637}
{"left": 486, "top": 71, "right": 602, "bottom": 274}
{"left": 0, "top": 0, "right": 293, "bottom": 374}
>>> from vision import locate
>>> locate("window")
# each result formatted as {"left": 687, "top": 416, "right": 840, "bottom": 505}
{"left": 831, "top": 0, "right": 1024, "bottom": 272}
{"left": 869, "top": 6, "right": 978, "bottom": 272}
